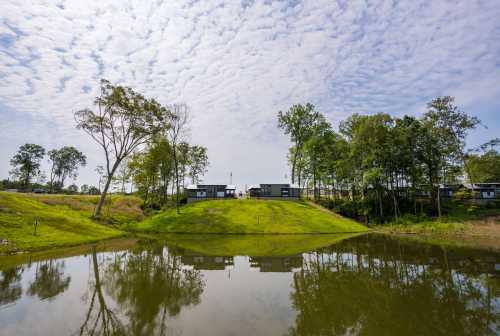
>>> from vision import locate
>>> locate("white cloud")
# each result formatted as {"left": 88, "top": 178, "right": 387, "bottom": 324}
{"left": 0, "top": 0, "right": 500, "bottom": 187}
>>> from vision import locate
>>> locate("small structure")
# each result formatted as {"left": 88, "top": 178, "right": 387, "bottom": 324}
{"left": 440, "top": 183, "right": 500, "bottom": 199}
{"left": 247, "top": 184, "right": 301, "bottom": 199}
{"left": 186, "top": 184, "right": 236, "bottom": 203}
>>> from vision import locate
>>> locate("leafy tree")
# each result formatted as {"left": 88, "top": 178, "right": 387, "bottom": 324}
{"left": 75, "top": 79, "right": 169, "bottom": 218}
{"left": 420, "top": 96, "right": 479, "bottom": 216}
{"left": 188, "top": 145, "right": 209, "bottom": 184}
{"left": 67, "top": 184, "right": 78, "bottom": 193}
{"left": 10, "top": 143, "right": 45, "bottom": 187}
{"left": 466, "top": 139, "right": 500, "bottom": 183}
{"left": 278, "top": 103, "right": 321, "bottom": 185}
{"left": 47, "top": 146, "right": 86, "bottom": 193}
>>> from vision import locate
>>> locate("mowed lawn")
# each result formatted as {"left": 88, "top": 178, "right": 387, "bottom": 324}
{"left": 131, "top": 199, "right": 368, "bottom": 234}
{"left": 0, "top": 192, "right": 144, "bottom": 253}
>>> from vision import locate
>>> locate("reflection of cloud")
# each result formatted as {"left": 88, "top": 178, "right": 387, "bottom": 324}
{"left": 0, "top": 0, "right": 499, "bottom": 186}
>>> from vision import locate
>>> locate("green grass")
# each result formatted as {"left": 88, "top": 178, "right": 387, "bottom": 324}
{"left": 162, "top": 233, "right": 364, "bottom": 256}
{"left": 130, "top": 199, "right": 368, "bottom": 234}
{"left": 0, "top": 192, "right": 144, "bottom": 253}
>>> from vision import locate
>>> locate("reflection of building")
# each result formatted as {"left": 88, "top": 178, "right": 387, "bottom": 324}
{"left": 250, "top": 255, "right": 303, "bottom": 272}
{"left": 180, "top": 251, "right": 234, "bottom": 270}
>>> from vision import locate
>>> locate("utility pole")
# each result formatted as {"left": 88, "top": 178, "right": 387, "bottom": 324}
{"left": 230, "top": 172, "right": 233, "bottom": 185}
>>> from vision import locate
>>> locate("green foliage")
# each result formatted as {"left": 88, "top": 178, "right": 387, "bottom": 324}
{"left": 75, "top": 79, "right": 171, "bottom": 217}
{"left": 10, "top": 143, "right": 46, "bottom": 187}
{"left": 47, "top": 146, "right": 86, "bottom": 192}
{"left": 130, "top": 199, "right": 368, "bottom": 234}
{"left": 278, "top": 97, "right": 484, "bottom": 222}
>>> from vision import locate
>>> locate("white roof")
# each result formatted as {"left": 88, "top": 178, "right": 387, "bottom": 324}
{"left": 186, "top": 184, "right": 198, "bottom": 190}
{"left": 248, "top": 185, "right": 260, "bottom": 190}
{"left": 225, "top": 185, "right": 236, "bottom": 190}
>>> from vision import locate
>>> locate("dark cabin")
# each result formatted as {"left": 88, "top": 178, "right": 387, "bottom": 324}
{"left": 247, "top": 183, "right": 301, "bottom": 199}
{"left": 186, "top": 184, "right": 236, "bottom": 203}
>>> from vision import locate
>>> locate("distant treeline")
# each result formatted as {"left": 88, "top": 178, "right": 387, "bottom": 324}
{"left": 278, "top": 96, "right": 500, "bottom": 223}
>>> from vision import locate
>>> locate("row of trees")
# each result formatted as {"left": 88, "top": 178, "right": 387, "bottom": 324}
{"left": 75, "top": 79, "right": 208, "bottom": 217}
{"left": 128, "top": 137, "right": 208, "bottom": 209}
{"left": 278, "top": 97, "right": 499, "bottom": 222}
{"left": 8, "top": 143, "right": 86, "bottom": 193}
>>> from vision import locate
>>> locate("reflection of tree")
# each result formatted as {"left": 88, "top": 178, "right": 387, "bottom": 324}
{"left": 0, "top": 266, "right": 24, "bottom": 306}
{"left": 79, "top": 245, "right": 205, "bottom": 336}
{"left": 28, "top": 260, "right": 71, "bottom": 300}
{"left": 288, "top": 238, "right": 500, "bottom": 336}
{"left": 103, "top": 245, "right": 205, "bottom": 335}
{"left": 79, "top": 249, "right": 125, "bottom": 336}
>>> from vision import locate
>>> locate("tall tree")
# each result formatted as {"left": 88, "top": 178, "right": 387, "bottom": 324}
{"left": 421, "top": 96, "right": 479, "bottom": 216}
{"left": 47, "top": 146, "right": 86, "bottom": 193}
{"left": 278, "top": 103, "right": 321, "bottom": 185}
{"left": 166, "top": 104, "right": 190, "bottom": 214}
{"left": 75, "top": 79, "right": 168, "bottom": 218}
{"left": 188, "top": 145, "right": 209, "bottom": 184}
{"left": 10, "top": 143, "right": 46, "bottom": 187}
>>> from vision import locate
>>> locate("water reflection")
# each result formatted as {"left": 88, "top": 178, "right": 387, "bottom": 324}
{"left": 28, "top": 260, "right": 70, "bottom": 301}
{"left": 80, "top": 245, "right": 205, "bottom": 336}
{"left": 289, "top": 235, "right": 500, "bottom": 336}
{"left": 0, "top": 235, "right": 498, "bottom": 336}
{"left": 0, "top": 266, "right": 23, "bottom": 305}
{"left": 250, "top": 255, "right": 303, "bottom": 272}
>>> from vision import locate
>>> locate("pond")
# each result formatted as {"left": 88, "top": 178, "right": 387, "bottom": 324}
{"left": 0, "top": 234, "right": 499, "bottom": 336}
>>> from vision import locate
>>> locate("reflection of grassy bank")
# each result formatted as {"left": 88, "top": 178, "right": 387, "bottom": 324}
{"left": 162, "top": 233, "right": 363, "bottom": 256}
{"left": 0, "top": 192, "right": 144, "bottom": 253}
{"left": 131, "top": 199, "right": 368, "bottom": 234}
{"left": 0, "top": 238, "right": 139, "bottom": 270}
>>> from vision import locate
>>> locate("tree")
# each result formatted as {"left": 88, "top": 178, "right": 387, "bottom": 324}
{"left": 75, "top": 79, "right": 168, "bottom": 218}
{"left": 466, "top": 138, "right": 500, "bottom": 183}
{"left": 421, "top": 96, "right": 479, "bottom": 216}
{"left": 166, "top": 104, "right": 190, "bottom": 214}
{"left": 278, "top": 103, "right": 321, "bottom": 185}
{"left": 10, "top": 143, "right": 45, "bottom": 187}
{"left": 67, "top": 184, "right": 78, "bottom": 193}
{"left": 188, "top": 145, "right": 209, "bottom": 184}
{"left": 47, "top": 146, "right": 86, "bottom": 193}
{"left": 113, "top": 158, "right": 132, "bottom": 193}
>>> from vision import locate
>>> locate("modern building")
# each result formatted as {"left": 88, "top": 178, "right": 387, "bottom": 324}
{"left": 247, "top": 183, "right": 301, "bottom": 199}
{"left": 439, "top": 183, "right": 500, "bottom": 199}
{"left": 186, "top": 184, "right": 236, "bottom": 202}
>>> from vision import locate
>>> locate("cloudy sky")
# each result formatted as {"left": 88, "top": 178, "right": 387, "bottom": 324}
{"left": 1, "top": 0, "right": 499, "bottom": 189}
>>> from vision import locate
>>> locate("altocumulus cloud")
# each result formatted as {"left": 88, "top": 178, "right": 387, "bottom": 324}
{"left": 0, "top": 0, "right": 500, "bottom": 187}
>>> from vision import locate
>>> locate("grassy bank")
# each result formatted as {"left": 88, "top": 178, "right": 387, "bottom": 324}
{"left": 376, "top": 212, "right": 500, "bottom": 251}
{"left": 130, "top": 199, "right": 368, "bottom": 234}
{"left": 0, "top": 192, "right": 144, "bottom": 253}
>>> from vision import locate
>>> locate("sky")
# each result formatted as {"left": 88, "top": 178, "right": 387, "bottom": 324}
{"left": 1, "top": 0, "right": 499, "bottom": 190}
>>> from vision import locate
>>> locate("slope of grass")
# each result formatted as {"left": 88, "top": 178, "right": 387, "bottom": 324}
{"left": 0, "top": 192, "right": 144, "bottom": 253}
{"left": 131, "top": 199, "right": 368, "bottom": 234}
{"left": 162, "top": 233, "right": 363, "bottom": 256}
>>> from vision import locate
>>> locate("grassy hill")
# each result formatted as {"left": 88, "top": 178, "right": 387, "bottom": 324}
{"left": 0, "top": 192, "right": 144, "bottom": 253}
{"left": 130, "top": 199, "right": 368, "bottom": 234}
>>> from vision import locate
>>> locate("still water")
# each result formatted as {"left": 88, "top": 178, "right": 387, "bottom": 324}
{"left": 0, "top": 234, "right": 499, "bottom": 336}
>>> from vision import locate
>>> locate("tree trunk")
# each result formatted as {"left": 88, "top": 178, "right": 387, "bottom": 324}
{"left": 94, "top": 161, "right": 119, "bottom": 218}
{"left": 173, "top": 144, "right": 180, "bottom": 214}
